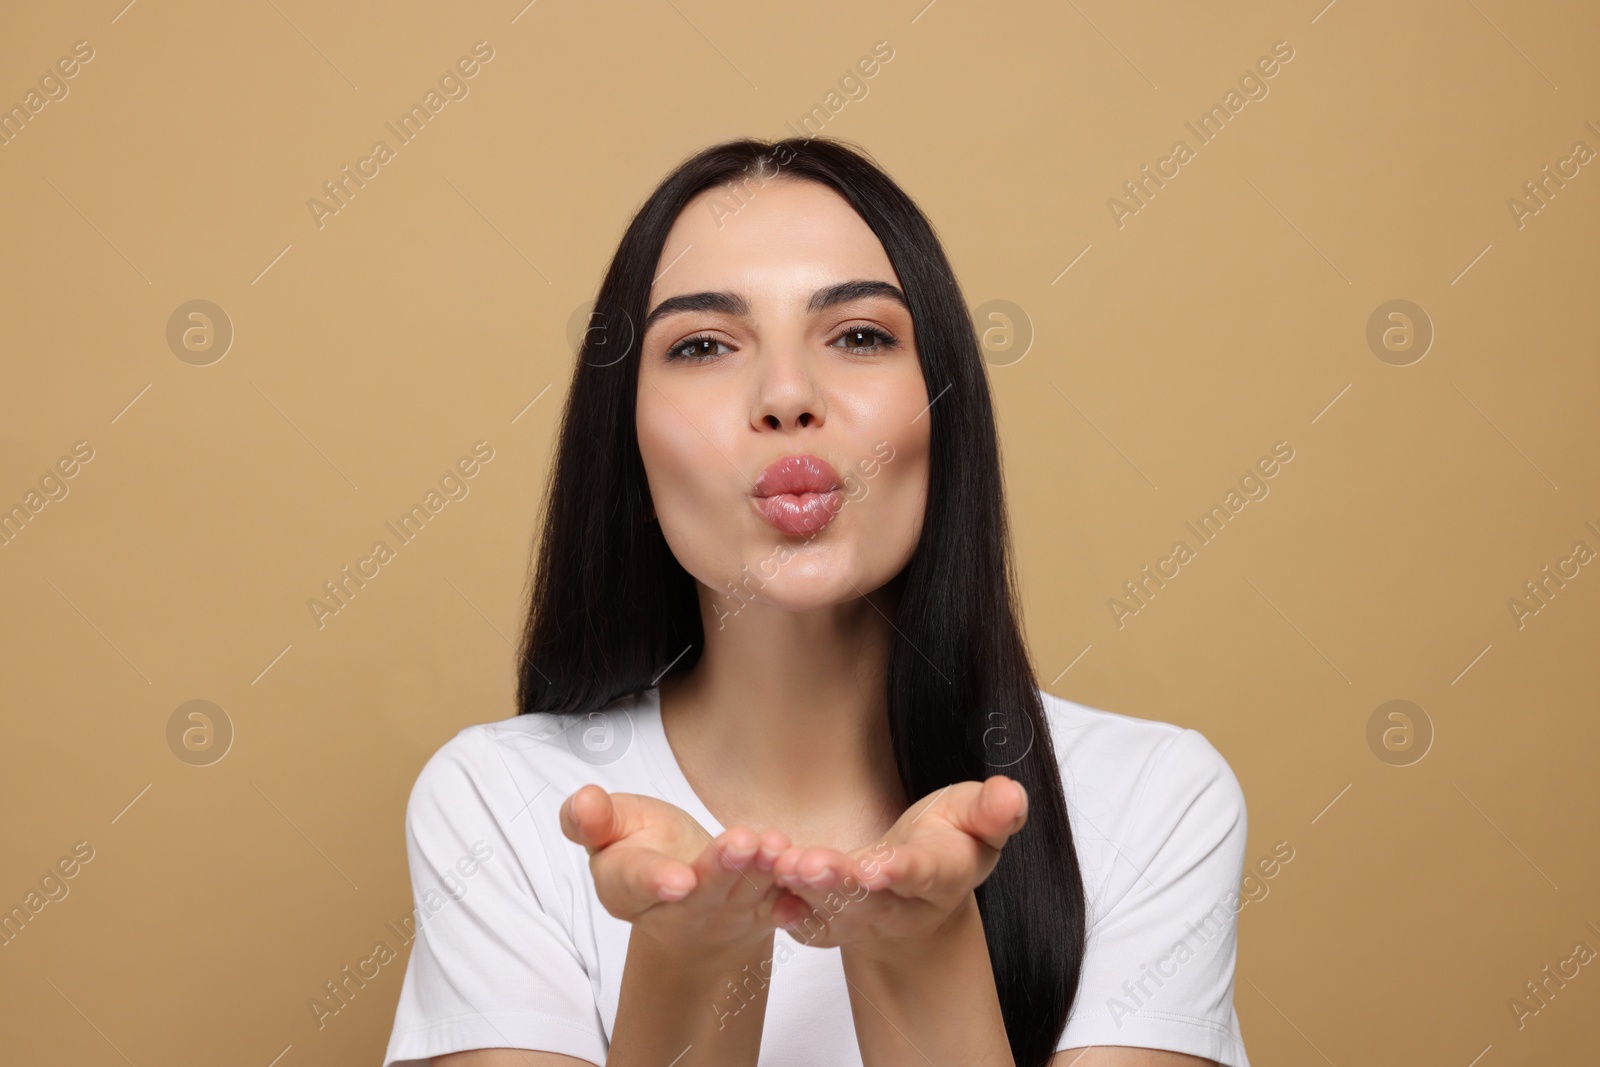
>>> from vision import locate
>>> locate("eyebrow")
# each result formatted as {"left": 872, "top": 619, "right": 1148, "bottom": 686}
{"left": 642, "top": 279, "right": 909, "bottom": 335}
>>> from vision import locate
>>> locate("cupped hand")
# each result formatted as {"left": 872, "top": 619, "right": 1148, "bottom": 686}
{"left": 559, "top": 783, "right": 795, "bottom": 956}
{"left": 767, "top": 775, "right": 1029, "bottom": 951}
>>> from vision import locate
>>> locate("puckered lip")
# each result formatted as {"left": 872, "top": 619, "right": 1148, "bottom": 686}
{"left": 753, "top": 453, "right": 842, "bottom": 498}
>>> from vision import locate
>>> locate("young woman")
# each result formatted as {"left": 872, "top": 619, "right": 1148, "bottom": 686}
{"left": 383, "top": 137, "right": 1251, "bottom": 1067}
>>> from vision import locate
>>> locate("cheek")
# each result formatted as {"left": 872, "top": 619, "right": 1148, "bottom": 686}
{"left": 636, "top": 388, "right": 746, "bottom": 581}
{"left": 637, "top": 394, "right": 718, "bottom": 512}
{"left": 846, "top": 405, "right": 930, "bottom": 554}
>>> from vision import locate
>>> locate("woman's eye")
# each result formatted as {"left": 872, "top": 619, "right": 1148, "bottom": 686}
{"left": 666, "top": 335, "right": 730, "bottom": 361}
{"left": 832, "top": 326, "right": 900, "bottom": 352}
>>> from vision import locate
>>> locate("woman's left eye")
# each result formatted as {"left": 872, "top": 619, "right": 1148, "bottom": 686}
{"left": 831, "top": 325, "right": 900, "bottom": 352}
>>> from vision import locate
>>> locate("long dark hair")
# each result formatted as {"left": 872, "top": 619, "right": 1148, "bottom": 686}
{"left": 515, "top": 136, "right": 1086, "bottom": 1064}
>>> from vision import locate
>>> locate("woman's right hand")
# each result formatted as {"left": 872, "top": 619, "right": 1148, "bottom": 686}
{"left": 559, "top": 783, "right": 794, "bottom": 957}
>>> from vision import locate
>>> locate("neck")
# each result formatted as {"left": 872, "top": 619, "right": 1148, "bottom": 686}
{"left": 656, "top": 577, "right": 909, "bottom": 843}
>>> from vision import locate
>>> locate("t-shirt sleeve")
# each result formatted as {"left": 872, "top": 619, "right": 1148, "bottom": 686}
{"left": 383, "top": 730, "right": 609, "bottom": 1067}
{"left": 1057, "top": 727, "right": 1251, "bottom": 1067}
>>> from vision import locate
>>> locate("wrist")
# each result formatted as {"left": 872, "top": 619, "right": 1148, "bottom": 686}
{"left": 632, "top": 922, "right": 776, "bottom": 978}
{"left": 843, "top": 891, "right": 983, "bottom": 972}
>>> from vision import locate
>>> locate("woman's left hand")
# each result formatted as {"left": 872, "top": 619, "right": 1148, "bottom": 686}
{"left": 767, "top": 774, "right": 1028, "bottom": 952}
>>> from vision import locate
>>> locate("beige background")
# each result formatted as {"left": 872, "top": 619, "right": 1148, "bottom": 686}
{"left": 2, "top": 0, "right": 1597, "bottom": 1063}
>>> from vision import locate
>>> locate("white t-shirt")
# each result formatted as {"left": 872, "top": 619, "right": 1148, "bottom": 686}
{"left": 382, "top": 686, "right": 1252, "bottom": 1067}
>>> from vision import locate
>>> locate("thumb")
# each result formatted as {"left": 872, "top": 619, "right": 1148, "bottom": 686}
{"left": 959, "top": 776, "right": 1028, "bottom": 851}
{"left": 561, "top": 785, "right": 621, "bottom": 853}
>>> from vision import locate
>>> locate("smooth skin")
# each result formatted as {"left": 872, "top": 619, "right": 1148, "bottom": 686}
{"left": 434, "top": 177, "right": 1215, "bottom": 1066}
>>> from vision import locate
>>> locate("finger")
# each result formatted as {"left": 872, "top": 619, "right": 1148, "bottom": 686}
{"left": 953, "top": 776, "right": 1028, "bottom": 851}
{"left": 773, "top": 844, "right": 855, "bottom": 892}
{"left": 690, "top": 826, "right": 764, "bottom": 899}
{"left": 726, "top": 829, "right": 791, "bottom": 907}
{"left": 560, "top": 784, "right": 622, "bottom": 853}
{"left": 596, "top": 846, "right": 699, "bottom": 917}
{"left": 869, "top": 839, "right": 949, "bottom": 898}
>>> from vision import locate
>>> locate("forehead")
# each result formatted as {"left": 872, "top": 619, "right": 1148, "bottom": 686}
{"left": 647, "top": 177, "right": 901, "bottom": 313}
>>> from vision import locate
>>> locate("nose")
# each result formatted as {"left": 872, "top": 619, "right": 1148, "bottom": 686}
{"left": 751, "top": 341, "right": 824, "bottom": 431}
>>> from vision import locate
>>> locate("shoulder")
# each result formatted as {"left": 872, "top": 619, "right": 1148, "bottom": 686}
{"left": 404, "top": 712, "right": 593, "bottom": 831}
{"left": 405, "top": 697, "right": 657, "bottom": 837}
{"left": 1039, "top": 688, "right": 1244, "bottom": 818}
{"left": 1037, "top": 690, "right": 1247, "bottom": 908}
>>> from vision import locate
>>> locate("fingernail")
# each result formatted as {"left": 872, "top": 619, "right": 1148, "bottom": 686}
{"left": 658, "top": 881, "right": 689, "bottom": 902}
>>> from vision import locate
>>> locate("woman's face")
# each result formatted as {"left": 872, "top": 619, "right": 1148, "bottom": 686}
{"left": 635, "top": 176, "right": 931, "bottom": 616}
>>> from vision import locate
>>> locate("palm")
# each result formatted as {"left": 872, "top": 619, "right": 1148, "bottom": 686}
{"left": 768, "top": 776, "right": 1027, "bottom": 949}
{"left": 560, "top": 784, "right": 795, "bottom": 954}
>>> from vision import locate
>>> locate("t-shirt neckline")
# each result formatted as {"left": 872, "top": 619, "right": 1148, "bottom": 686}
{"left": 634, "top": 685, "right": 727, "bottom": 837}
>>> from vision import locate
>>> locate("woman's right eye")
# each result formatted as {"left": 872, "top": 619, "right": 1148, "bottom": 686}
{"left": 666, "top": 334, "right": 729, "bottom": 362}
